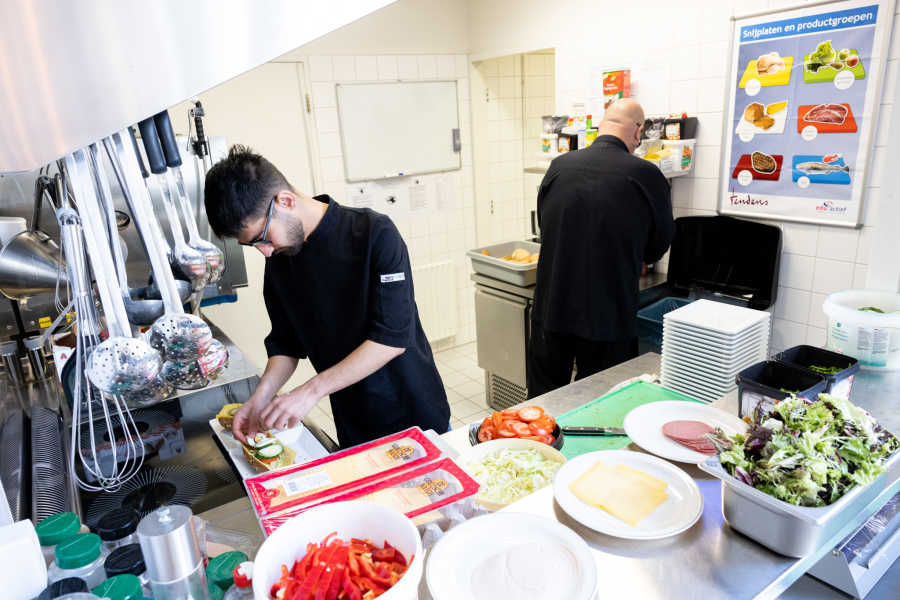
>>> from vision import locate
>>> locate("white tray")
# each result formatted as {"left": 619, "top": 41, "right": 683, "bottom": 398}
{"left": 664, "top": 299, "right": 770, "bottom": 336}
{"left": 208, "top": 418, "right": 329, "bottom": 479}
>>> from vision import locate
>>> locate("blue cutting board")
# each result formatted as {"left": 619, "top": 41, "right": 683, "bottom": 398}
{"left": 791, "top": 155, "right": 851, "bottom": 185}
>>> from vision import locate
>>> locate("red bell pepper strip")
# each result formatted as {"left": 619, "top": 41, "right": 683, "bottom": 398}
{"left": 371, "top": 546, "right": 395, "bottom": 562}
{"left": 342, "top": 567, "right": 363, "bottom": 600}
{"left": 315, "top": 544, "right": 347, "bottom": 600}
{"left": 347, "top": 551, "right": 360, "bottom": 576}
{"left": 296, "top": 540, "right": 342, "bottom": 600}
{"left": 292, "top": 542, "right": 317, "bottom": 579}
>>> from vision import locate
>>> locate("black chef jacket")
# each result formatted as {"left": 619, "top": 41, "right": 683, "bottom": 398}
{"left": 533, "top": 135, "right": 675, "bottom": 341}
{"left": 262, "top": 196, "right": 450, "bottom": 447}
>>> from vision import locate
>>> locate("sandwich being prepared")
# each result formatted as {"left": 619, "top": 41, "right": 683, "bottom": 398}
{"left": 216, "top": 403, "right": 243, "bottom": 429}
{"left": 241, "top": 431, "right": 297, "bottom": 472}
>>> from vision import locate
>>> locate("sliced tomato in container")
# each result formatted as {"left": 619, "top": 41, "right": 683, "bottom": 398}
{"left": 517, "top": 406, "right": 544, "bottom": 421}
{"left": 510, "top": 421, "right": 531, "bottom": 437}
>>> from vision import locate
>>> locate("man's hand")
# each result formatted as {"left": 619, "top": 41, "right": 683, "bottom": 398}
{"left": 231, "top": 396, "right": 268, "bottom": 444}
{"left": 259, "top": 384, "right": 321, "bottom": 431}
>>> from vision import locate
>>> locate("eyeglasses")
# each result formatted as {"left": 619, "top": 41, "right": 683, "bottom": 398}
{"left": 240, "top": 195, "right": 276, "bottom": 247}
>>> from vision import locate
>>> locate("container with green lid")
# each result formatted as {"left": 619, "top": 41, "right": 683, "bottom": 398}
{"left": 206, "top": 550, "right": 249, "bottom": 590}
{"left": 92, "top": 574, "right": 142, "bottom": 600}
{"left": 47, "top": 532, "right": 106, "bottom": 589}
{"left": 208, "top": 581, "right": 225, "bottom": 600}
{"left": 36, "top": 512, "right": 81, "bottom": 547}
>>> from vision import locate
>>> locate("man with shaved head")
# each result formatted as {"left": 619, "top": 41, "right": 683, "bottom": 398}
{"left": 527, "top": 98, "right": 675, "bottom": 397}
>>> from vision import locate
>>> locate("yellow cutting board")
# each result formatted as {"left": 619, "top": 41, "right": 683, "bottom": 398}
{"left": 738, "top": 56, "right": 794, "bottom": 88}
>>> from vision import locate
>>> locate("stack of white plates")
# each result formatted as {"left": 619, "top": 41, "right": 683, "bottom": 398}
{"left": 660, "top": 299, "right": 770, "bottom": 402}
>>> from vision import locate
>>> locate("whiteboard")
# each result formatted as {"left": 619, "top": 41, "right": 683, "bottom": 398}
{"left": 336, "top": 81, "right": 461, "bottom": 182}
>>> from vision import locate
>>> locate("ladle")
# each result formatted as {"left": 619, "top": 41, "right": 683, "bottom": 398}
{"left": 104, "top": 130, "right": 213, "bottom": 363}
{"left": 154, "top": 110, "right": 224, "bottom": 288}
{"left": 137, "top": 117, "right": 209, "bottom": 296}
{"left": 64, "top": 150, "right": 162, "bottom": 396}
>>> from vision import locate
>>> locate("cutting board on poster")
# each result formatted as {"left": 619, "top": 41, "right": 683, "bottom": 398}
{"left": 801, "top": 51, "right": 865, "bottom": 83}
{"left": 555, "top": 381, "right": 706, "bottom": 459}
{"left": 791, "top": 155, "right": 852, "bottom": 185}
{"left": 737, "top": 56, "right": 794, "bottom": 88}
{"left": 797, "top": 104, "right": 858, "bottom": 133}
{"left": 730, "top": 154, "right": 784, "bottom": 181}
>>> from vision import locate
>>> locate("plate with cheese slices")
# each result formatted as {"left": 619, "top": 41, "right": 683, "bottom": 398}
{"left": 553, "top": 450, "right": 702, "bottom": 540}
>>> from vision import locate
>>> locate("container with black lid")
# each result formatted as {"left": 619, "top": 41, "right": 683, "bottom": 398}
{"left": 33, "top": 576, "right": 88, "bottom": 600}
{"left": 104, "top": 543, "right": 150, "bottom": 596}
{"left": 95, "top": 508, "right": 140, "bottom": 553}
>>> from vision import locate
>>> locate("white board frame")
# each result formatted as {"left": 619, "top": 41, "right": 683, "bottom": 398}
{"left": 717, "top": 0, "right": 895, "bottom": 227}
{"left": 336, "top": 80, "right": 462, "bottom": 182}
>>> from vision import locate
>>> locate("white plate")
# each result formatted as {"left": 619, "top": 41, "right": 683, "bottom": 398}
{"left": 426, "top": 512, "right": 597, "bottom": 600}
{"left": 207, "top": 418, "right": 329, "bottom": 479}
{"left": 623, "top": 401, "right": 748, "bottom": 463}
{"left": 662, "top": 330, "right": 768, "bottom": 359}
{"left": 663, "top": 299, "right": 770, "bottom": 336}
{"left": 661, "top": 380, "right": 721, "bottom": 404}
{"left": 661, "top": 354, "right": 762, "bottom": 380}
{"left": 663, "top": 321, "right": 769, "bottom": 345}
{"left": 553, "top": 450, "right": 703, "bottom": 540}
{"left": 660, "top": 364, "right": 737, "bottom": 392}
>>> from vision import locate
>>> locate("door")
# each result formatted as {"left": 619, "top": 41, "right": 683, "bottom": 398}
{"left": 169, "top": 61, "right": 318, "bottom": 390}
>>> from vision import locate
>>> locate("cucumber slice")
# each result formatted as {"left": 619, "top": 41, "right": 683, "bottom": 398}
{"left": 255, "top": 443, "right": 284, "bottom": 460}
{"left": 228, "top": 406, "right": 241, "bottom": 416}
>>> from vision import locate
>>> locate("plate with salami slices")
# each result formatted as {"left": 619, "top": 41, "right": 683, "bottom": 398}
{"left": 623, "top": 401, "right": 747, "bottom": 463}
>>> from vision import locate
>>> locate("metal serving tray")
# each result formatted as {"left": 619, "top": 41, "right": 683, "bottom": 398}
{"left": 467, "top": 240, "right": 541, "bottom": 287}
{"left": 699, "top": 450, "right": 900, "bottom": 557}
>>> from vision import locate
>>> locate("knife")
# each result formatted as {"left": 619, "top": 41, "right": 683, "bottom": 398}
{"left": 561, "top": 426, "right": 626, "bottom": 436}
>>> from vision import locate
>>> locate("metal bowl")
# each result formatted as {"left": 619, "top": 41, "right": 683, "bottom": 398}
{"left": 468, "top": 422, "right": 564, "bottom": 450}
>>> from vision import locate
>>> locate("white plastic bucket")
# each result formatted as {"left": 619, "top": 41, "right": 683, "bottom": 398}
{"left": 822, "top": 290, "right": 900, "bottom": 370}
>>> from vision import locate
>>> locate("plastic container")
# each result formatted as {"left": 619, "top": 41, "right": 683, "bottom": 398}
{"left": 637, "top": 297, "right": 694, "bottom": 353}
{"left": 48, "top": 533, "right": 106, "bottom": 590}
{"left": 773, "top": 344, "right": 860, "bottom": 399}
{"left": 223, "top": 562, "right": 253, "bottom": 600}
{"left": 659, "top": 139, "right": 695, "bottom": 177}
{"left": 699, "top": 449, "right": 900, "bottom": 557}
{"left": 36, "top": 512, "right": 82, "bottom": 567}
{"left": 104, "top": 543, "right": 150, "bottom": 596}
{"left": 34, "top": 577, "right": 89, "bottom": 600}
{"left": 95, "top": 508, "right": 140, "bottom": 554}
{"left": 822, "top": 290, "right": 900, "bottom": 370}
{"left": 253, "top": 501, "right": 424, "bottom": 600}
{"left": 734, "top": 360, "right": 827, "bottom": 418}
{"left": 0, "top": 518, "right": 47, "bottom": 599}
{"left": 92, "top": 574, "right": 143, "bottom": 600}
{"left": 540, "top": 133, "right": 558, "bottom": 154}
{"left": 206, "top": 551, "right": 248, "bottom": 591}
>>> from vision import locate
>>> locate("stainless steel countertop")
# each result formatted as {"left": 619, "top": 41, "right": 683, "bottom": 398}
{"left": 197, "top": 352, "right": 900, "bottom": 599}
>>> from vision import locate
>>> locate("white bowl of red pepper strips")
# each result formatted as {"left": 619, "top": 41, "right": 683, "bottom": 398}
{"left": 253, "top": 500, "right": 424, "bottom": 600}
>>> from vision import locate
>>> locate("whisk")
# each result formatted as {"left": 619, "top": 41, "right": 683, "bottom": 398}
{"left": 56, "top": 200, "right": 145, "bottom": 493}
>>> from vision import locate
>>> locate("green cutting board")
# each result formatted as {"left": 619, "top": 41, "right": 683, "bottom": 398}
{"left": 556, "top": 381, "right": 705, "bottom": 459}
{"left": 802, "top": 50, "right": 865, "bottom": 83}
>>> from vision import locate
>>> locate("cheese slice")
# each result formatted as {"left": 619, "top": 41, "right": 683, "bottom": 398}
{"left": 568, "top": 461, "right": 668, "bottom": 526}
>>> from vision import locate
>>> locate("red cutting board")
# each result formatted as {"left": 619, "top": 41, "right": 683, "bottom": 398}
{"left": 797, "top": 104, "right": 857, "bottom": 133}
{"left": 731, "top": 154, "right": 784, "bottom": 180}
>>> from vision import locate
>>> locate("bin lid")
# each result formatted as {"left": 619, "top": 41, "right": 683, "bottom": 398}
{"left": 666, "top": 216, "right": 781, "bottom": 310}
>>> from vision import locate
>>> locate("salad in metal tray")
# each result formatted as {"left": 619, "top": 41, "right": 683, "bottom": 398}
{"left": 708, "top": 394, "right": 898, "bottom": 507}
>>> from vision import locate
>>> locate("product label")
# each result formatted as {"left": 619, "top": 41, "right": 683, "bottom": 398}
{"left": 380, "top": 273, "right": 405, "bottom": 283}
{"left": 279, "top": 471, "right": 333, "bottom": 496}
{"left": 740, "top": 390, "right": 779, "bottom": 418}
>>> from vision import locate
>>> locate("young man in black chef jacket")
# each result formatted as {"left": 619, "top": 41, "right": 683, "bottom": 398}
{"left": 204, "top": 146, "right": 450, "bottom": 448}
{"left": 527, "top": 99, "right": 675, "bottom": 397}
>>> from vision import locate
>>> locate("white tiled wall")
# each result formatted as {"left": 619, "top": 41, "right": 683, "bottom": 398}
{"left": 302, "top": 54, "right": 478, "bottom": 347}
{"left": 472, "top": 51, "right": 555, "bottom": 244}
{"left": 538, "top": 0, "right": 898, "bottom": 354}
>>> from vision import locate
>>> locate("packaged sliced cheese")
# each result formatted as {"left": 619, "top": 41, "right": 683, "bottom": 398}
{"left": 245, "top": 427, "right": 441, "bottom": 516}
{"left": 259, "top": 458, "right": 480, "bottom": 535}
{"left": 569, "top": 460, "right": 668, "bottom": 526}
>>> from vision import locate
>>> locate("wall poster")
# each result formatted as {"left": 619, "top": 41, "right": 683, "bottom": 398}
{"left": 718, "top": 0, "right": 894, "bottom": 227}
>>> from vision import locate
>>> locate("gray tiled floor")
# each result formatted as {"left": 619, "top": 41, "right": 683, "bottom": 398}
{"left": 304, "top": 341, "right": 490, "bottom": 441}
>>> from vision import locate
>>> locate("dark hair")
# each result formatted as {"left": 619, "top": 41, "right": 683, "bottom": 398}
{"left": 204, "top": 145, "right": 292, "bottom": 238}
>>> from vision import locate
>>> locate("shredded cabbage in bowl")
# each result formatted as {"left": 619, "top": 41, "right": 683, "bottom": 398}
{"left": 465, "top": 448, "right": 562, "bottom": 505}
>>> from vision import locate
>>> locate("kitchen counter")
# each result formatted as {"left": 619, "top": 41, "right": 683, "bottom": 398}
{"left": 471, "top": 269, "right": 667, "bottom": 300}
{"left": 198, "top": 353, "right": 900, "bottom": 599}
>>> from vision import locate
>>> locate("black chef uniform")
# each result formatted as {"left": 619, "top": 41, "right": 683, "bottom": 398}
{"left": 528, "top": 135, "right": 675, "bottom": 397}
{"left": 262, "top": 196, "right": 450, "bottom": 447}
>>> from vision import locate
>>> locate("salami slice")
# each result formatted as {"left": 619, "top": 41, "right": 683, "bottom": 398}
{"left": 662, "top": 420, "right": 716, "bottom": 453}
